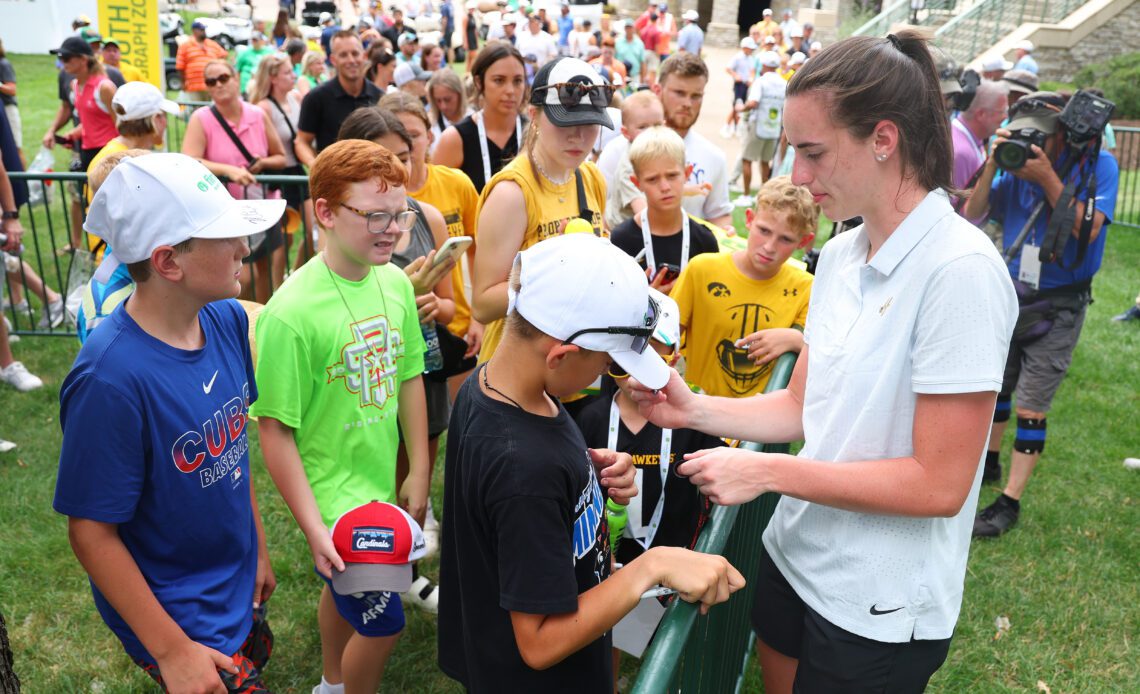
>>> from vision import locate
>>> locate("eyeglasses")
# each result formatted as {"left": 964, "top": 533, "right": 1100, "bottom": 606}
{"left": 534, "top": 81, "right": 616, "bottom": 110}
{"left": 204, "top": 73, "right": 233, "bottom": 88}
{"left": 340, "top": 203, "right": 417, "bottom": 234}
{"left": 564, "top": 295, "right": 660, "bottom": 354}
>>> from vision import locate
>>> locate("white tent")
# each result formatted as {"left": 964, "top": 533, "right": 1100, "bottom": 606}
{"left": 2, "top": 0, "right": 99, "bottom": 54}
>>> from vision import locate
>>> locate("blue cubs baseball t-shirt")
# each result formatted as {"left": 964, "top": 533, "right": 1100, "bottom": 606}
{"left": 54, "top": 299, "right": 259, "bottom": 665}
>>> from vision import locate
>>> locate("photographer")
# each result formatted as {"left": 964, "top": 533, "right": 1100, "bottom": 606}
{"left": 964, "top": 91, "right": 1120, "bottom": 538}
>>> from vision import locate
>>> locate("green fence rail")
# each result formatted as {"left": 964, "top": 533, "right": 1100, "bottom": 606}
{"left": 631, "top": 351, "right": 798, "bottom": 694}
{"left": 1113, "top": 126, "right": 1140, "bottom": 230}
{"left": 851, "top": 0, "right": 960, "bottom": 37}
{"left": 934, "top": 0, "right": 1085, "bottom": 61}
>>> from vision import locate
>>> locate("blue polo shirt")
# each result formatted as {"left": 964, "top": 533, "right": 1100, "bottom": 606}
{"left": 992, "top": 149, "right": 1118, "bottom": 289}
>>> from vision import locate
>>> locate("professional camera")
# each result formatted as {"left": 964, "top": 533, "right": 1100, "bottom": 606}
{"left": 993, "top": 127, "right": 1049, "bottom": 170}
{"left": 994, "top": 90, "right": 1115, "bottom": 170}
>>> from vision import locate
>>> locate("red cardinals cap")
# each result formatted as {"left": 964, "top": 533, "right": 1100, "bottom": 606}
{"left": 329, "top": 501, "right": 427, "bottom": 595}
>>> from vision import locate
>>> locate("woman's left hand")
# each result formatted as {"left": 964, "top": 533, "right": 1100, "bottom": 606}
{"left": 676, "top": 448, "right": 775, "bottom": 506}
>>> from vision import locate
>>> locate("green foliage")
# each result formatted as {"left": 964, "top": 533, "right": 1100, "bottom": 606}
{"left": 1073, "top": 52, "right": 1140, "bottom": 119}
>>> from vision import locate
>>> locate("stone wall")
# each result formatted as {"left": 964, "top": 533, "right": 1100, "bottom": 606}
{"left": 1034, "top": 1, "right": 1140, "bottom": 83}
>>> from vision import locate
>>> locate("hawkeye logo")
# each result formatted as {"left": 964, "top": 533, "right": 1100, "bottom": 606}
{"left": 707, "top": 281, "right": 731, "bottom": 297}
{"left": 327, "top": 316, "right": 405, "bottom": 409}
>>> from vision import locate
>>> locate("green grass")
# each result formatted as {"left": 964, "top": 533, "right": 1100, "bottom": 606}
{"left": 4, "top": 52, "right": 1140, "bottom": 693}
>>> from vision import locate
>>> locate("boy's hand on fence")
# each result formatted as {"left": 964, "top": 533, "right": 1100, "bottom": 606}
{"left": 648, "top": 546, "right": 746, "bottom": 615}
{"left": 154, "top": 639, "right": 235, "bottom": 694}
{"left": 589, "top": 448, "right": 638, "bottom": 505}
{"left": 305, "top": 527, "right": 345, "bottom": 579}
{"left": 677, "top": 448, "right": 777, "bottom": 506}
{"left": 736, "top": 328, "right": 802, "bottom": 366}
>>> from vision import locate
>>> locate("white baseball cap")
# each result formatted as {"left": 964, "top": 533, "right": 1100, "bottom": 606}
{"left": 682, "top": 9, "right": 699, "bottom": 21}
{"left": 87, "top": 154, "right": 285, "bottom": 282}
{"left": 393, "top": 62, "right": 416, "bottom": 87}
{"left": 763, "top": 8, "right": 773, "bottom": 16}
{"left": 508, "top": 234, "right": 669, "bottom": 389}
{"left": 790, "top": 51, "right": 806, "bottom": 66}
{"left": 111, "top": 81, "right": 180, "bottom": 122}
{"left": 789, "top": 25, "right": 804, "bottom": 38}
{"left": 318, "top": 11, "right": 334, "bottom": 25}
{"left": 981, "top": 56, "right": 1013, "bottom": 72}
{"left": 759, "top": 51, "right": 781, "bottom": 69}
{"left": 648, "top": 288, "right": 680, "bottom": 349}
{"left": 1014, "top": 39, "right": 1034, "bottom": 52}
{"left": 740, "top": 37, "right": 757, "bottom": 50}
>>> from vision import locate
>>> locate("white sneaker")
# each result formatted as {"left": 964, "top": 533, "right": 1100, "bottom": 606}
{"left": 38, "top": 299, "right": 65, "bottom": 329}
{"left": 0, "top": 361, "right": 43, "bottom": 392}
{"left": 403, "top": 575, "right": 439, "bottom": 614}
{"left": 719, "top": 123, "right": 734, "bottom": 139}
{"left": 733, "top": 195, "right": 755, "bottom": 208}
{"left": 1125, "top": 457, "right": 1140, "bottom": 470}
{"left": 0, "top": 438, "right": 15, "bottom": 453}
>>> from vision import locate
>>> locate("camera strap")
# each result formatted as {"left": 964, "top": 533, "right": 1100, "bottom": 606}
{"left": 1039, "top": 146, "right": 1098, "bottom": 270}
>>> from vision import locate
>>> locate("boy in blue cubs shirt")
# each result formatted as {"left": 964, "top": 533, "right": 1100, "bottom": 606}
{"left": 438, "top": 234, "right": 745, "bottom": 693}
{"left": 54, "top": 154, "right": 285, "bottom": 693}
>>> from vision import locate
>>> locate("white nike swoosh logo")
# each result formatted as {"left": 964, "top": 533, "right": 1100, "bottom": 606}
{"left": 203, "top": 371, "right": 219, "bottom": 395}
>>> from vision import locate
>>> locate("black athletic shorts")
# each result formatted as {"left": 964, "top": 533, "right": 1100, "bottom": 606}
{"left": 752, "top": 551, "right": 952, "bottom": 693}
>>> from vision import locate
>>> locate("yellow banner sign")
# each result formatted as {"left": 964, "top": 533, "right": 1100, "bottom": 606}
{"left": 98, "top": 0, "right": 163, "bottom": 89}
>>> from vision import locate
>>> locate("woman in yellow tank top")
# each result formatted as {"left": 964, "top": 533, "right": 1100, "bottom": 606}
{"left": 471, "top": 57, "right": 615, "bottom": 371}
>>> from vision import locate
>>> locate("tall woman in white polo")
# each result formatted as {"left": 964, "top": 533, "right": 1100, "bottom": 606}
{"left": 630, "top": 30, "right": 1018, "bottom": 693}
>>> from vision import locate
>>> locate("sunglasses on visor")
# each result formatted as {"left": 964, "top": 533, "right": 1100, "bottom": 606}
{"left": 534, "top": 81, "right": 616, "bottom": 110}
{"left": 563, "top": 295, "right": 660, "bottom": 355}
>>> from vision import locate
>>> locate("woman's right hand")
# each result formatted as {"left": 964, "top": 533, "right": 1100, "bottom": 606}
{"left": 627, "top": 368, "right": 699, "bottom": 431}
{"left": 41, "top": 132, "right": 55, "bottom": 149}
{"left": 305, "top": 527, "right": 344, "bottom": 579}
{"left": 227, "top": 165, "right": 256, "bottom": 186}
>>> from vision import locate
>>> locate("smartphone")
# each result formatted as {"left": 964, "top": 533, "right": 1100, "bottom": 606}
{"left": 432, "top": 235, "right": 473, "bottom": 268}
{"left": 653, "top": 263, "right": 681, "bottom": 284}
{"left": 54, "top": 134, "right": 73, "bottom": 149}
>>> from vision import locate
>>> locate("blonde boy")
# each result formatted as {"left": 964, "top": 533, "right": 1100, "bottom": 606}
{"left": 610, "top": 126, "right": 720, "bottom": 295}
{"left": 600, "top": 90, "right": 665, "bottom": 230}
{"left": 671, "top": 176, "right": 817, "bottom": 397}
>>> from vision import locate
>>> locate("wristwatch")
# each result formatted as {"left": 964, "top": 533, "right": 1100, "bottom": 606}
{"left": 1, "top": 210, "right": 19, "bottom": 221}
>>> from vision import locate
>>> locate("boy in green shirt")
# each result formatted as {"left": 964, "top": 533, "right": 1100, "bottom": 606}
{"left": 252, "top": 139, "right": 430, "bottom": 694}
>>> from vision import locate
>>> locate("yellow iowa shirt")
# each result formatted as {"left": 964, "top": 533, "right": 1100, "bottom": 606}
{"left": 476, "top": 156, "right": 607, "bottom": 364}
{"left": 409, "top": 164, "right": 479, "bottom": 337}
{"left": 671, "top": 251, "right": 812, "bottom": 398}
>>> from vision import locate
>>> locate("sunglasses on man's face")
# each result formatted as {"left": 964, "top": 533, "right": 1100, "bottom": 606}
{"left": 535, "top": 81, "right": 615, "bottom": 109}
{"left": 204, "top": 73, "right": 233, "bottom": 88}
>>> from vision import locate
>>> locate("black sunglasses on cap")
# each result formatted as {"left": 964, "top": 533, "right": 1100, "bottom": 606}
{"left": 534, "top": 81, "right": 615, "bottom": 110}
{"left": 562, "top": 295, "right": 660, "bottom": 354}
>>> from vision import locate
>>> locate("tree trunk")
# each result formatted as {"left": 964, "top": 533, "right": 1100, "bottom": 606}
{"left": 0, "top": 611, "right": 19, "bottom": 694}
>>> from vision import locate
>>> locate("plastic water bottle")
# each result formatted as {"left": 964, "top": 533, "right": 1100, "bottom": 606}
{"left": 420, "top": 322, "right": 443, "bottom": 373}
{"left": 606, "top": 498, "right": 628, "bottom": 550}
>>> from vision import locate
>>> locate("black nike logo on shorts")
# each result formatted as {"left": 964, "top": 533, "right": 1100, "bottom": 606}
{"left": 869, "top": 604, "right": 904, "bottom": 615}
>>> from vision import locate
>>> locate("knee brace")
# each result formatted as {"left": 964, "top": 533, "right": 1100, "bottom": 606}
{"left": 1014, "top": 417, "right": 1046, "bottom": 455}
{"left": 993, "top": 395, "right": 1012, "bottom": 423}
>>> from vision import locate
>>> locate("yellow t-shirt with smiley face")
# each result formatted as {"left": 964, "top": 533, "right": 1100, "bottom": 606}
{"left": 671, "top": 251, "right": 812, "bottom": 398}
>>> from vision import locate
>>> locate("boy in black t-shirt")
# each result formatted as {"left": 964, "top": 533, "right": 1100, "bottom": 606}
{"left": 438, "top": 234, "right": 744, "bottom": 693}
{"left": 576, "top": 289, "right": 725, "bottom": 570}
{"left": 610, "top": 126, "right": 720, "bottom": 296}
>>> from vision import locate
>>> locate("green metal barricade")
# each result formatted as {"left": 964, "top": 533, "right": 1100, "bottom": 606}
{"left": 631, "top": 351, "right": 798, "bottom": 694}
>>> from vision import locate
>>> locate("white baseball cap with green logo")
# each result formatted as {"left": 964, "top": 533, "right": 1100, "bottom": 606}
{"left": 87, "top": 153, "right": 285, "bottom": 282}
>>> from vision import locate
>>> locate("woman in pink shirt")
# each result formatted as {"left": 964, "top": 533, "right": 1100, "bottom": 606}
{"left": 183, "top": 60, "right": 287, "bottom": 302}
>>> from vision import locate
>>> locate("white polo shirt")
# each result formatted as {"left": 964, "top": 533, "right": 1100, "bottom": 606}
{"left": 763, "top": 190, "right": 1017, "bottom": 643}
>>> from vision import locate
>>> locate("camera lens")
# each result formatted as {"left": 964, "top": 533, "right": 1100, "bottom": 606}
{"left": 994, "top": 141, "right": 1028, "bottom": 170}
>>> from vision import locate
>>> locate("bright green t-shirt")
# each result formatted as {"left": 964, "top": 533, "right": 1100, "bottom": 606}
{"left": 235, "top": 45, "right": 274, "bottom": 94}
{"left": 250, "top": 256, "right": 426, "bottom": 526}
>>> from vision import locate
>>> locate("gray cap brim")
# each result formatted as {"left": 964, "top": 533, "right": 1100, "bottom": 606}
{"left": 330, "top": 562, "right": 413, "bottom": 595}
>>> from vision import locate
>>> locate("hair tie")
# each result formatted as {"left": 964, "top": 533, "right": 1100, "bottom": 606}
{"left": 886, "top": 34, "right": 903, "bottom": 51}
